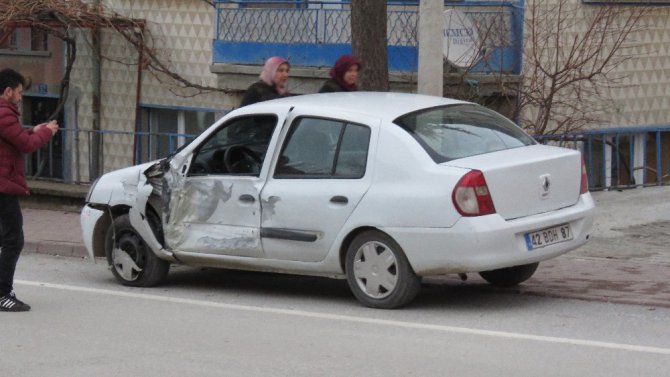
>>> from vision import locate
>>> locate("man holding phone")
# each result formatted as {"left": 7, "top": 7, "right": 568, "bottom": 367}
{"left": 0, "top": 68, "right": 58, "bottom": 312}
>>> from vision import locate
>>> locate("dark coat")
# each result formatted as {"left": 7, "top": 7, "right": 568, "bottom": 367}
{"left": 239, "top": 81, "right": 283, "bottom": 107}
{"left": 0, "top": 98, "right": 53, "bottom": 196}
{"left": 318, "top": 79, "right": 346, "bottom": 93}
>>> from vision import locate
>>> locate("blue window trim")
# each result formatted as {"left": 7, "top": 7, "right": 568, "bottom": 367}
{"left": 139, "top": 103, "right": 220, "bottom": 113}
{"left": 582, "top": 0, "right": 670, "bottom": 4}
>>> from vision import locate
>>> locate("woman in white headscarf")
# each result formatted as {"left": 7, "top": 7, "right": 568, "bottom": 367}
{"left": 239, "top": 56, "right": 290, "bottom": 107}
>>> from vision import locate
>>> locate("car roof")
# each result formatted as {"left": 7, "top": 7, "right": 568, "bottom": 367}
{"left": 241, "top": 92, "right": 470, "bottom": 122}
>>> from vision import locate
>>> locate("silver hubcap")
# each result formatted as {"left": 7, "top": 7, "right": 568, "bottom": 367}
{"left": 353, "top": 241, "right": 398, "bottom": 299}
{"left": 112, "top": 238, "right": 143, "bottom": 281}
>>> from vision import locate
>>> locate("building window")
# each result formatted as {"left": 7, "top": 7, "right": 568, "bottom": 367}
{"left": 0, "top": 28, "right": 49, "bottom": 52}
{"left": 0, "top": 30, "right": 17, "bottom": 50}
{"left": 31, "top": 28, "right": 48, "bottom": 51}
{"left": 138, "top": 106, "right": 219, "bottom": 162}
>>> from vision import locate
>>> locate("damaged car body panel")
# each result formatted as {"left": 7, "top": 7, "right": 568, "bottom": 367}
{"left": 80, "top": 161, "right": 178, "bottom": 263}
{"left": 161, "top": 176, "right": 263, "bottom": 257}
{"left": 141, "top": 112, "right": 287, "bottom": 260}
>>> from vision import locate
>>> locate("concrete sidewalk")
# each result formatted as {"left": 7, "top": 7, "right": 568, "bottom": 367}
{"left": 18, "top": 185, "right": 670, "bottom": 307}
{"left": 22, "top": 206, "right": 86, "bottom": 258}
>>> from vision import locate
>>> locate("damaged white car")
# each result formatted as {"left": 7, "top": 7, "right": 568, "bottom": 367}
{"left": 80, "top": 92, "right": 594, "bottom": 309}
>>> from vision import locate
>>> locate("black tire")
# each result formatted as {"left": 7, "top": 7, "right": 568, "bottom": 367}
{"left": 478, "top": 262, "right": 539, "bottom": 287}
{"left": 345, "top": 231, "right": 421, "bottom": 309}
{"left": 105, "top": 213, "right": 169, "bottom": 287}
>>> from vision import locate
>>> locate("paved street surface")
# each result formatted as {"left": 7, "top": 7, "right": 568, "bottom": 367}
{"left": 3, "top": 253, "right": 670, "bottom": 377}
{"left": 2, "top": 185, "right": 669, "bottom": 376}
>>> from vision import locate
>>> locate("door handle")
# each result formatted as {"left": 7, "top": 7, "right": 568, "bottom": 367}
{"left": 330, "top": 195, "right": 348, "bottom": 204}
{"left": 239, "top": 194, "right": 255, "bottom": 203}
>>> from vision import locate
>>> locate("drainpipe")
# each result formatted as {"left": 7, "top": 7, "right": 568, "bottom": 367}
{"left": 90, "top": 0, "right": 102, "bottom": 180}
{"left": 133, "top": 33, "right": 144, "bottom": 165}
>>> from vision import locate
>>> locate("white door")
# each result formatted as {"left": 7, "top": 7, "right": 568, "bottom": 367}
{"left": 260, "top": 111, "right": 379, "bottom": 262}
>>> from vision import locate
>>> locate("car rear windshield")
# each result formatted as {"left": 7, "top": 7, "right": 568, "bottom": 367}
{"left": 393, "top": 104, "right": 535, "bottom": 163}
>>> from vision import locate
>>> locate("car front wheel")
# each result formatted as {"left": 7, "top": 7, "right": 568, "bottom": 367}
{"left": 478, "top": 262, "right": 539, "bottom": 287}
{"left": 105, "top": 213, "right": 169, "bottom": 287}
{"left": 345, "top": 231, "right": 421, "bottom": 309}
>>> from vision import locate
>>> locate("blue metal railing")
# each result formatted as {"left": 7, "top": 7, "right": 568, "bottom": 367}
{"left": 27, "top": 125, "right": 670, "bottom": 191}
{"left": 213, "top": 0, "right": 524, "bottom": 73}
{"left": 536, "top": 126, "right": 670, "bottom": 191}
{"left": 24, "top": 127, "right": 198, "bottom": 184}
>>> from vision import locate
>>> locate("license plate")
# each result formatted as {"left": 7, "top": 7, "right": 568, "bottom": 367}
{"left": 524, "top": 224, "right": 573, "bottom": 250}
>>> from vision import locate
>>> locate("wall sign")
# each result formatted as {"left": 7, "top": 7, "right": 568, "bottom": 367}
{"left": 442, "top": 9, "right": 480, "bottom": 68}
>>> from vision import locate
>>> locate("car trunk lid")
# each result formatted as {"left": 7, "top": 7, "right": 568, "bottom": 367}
{"left": 444, "top": 145, "right": 583, "bottom": 220}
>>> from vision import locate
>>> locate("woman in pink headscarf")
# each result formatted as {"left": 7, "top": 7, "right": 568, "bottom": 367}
{"left": 239, "top": 56, "right": 290, "bottom": 107}
{"left": 318, "top": 55, "right": 362, "bottom": 93}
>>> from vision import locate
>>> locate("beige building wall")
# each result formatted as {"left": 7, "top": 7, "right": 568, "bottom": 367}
{"left": 522, "top": 0, "right": 670, "bottom": 131}
{"left": 610, "top": 6, "right": 670, "bottom": 127}
{"left": 70, "top": 0, "right": 232, "bottom": 181}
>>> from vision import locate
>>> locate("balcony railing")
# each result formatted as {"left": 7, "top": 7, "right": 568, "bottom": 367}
{"left": 213, "top": 0, "right": 523, "bottom": 73}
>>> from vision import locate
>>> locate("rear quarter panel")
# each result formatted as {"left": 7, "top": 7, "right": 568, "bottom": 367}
{"left": 344, "top": 122, "right": 467, "bottom": 229}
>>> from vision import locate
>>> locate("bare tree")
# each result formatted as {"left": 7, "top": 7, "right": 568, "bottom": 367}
{"left": 0, "top": 0, "right": 228, "bottom": 121}
{"left": 516, "top": 0, "right": 647, "bottom": 135}
{"left": 444, "top": 1, "right": 647, "bottom": 135}
{"left": 351, "top": 0, "right": 389, "bottom": 91}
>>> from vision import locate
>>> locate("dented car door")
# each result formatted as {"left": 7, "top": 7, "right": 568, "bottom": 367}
{"left": 162, "top": 115, "right": 279, "bottom": 257}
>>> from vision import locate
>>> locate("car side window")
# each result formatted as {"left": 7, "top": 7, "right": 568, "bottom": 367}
{"left": 275, "top": 117, "right": 370, "bottom": 179}
{"left": 188, "top": 115, "right": 277, "bottom": 176}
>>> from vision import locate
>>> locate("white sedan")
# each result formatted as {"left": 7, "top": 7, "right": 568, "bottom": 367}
{"left": 81, "top": 92, "right": 594, "bottom": 309}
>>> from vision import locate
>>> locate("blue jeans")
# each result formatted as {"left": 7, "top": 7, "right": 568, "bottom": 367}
{"left": 0, "top": 193, "right": 24, "bottom": 296}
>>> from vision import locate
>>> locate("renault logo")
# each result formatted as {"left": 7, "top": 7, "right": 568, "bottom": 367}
{"left": 540, "top": 174, "right": 551, "bottom": 197}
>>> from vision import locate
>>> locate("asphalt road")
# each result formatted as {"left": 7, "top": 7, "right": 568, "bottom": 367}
{"left": 2, "top": 253, "right": 669, "bottom": 377}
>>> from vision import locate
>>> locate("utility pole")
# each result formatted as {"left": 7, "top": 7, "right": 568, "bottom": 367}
{"left": 418, "top": 0, "right": 443, "bottom": 96}
{"left": 90, "top": 0, "right": 102, "bottom": 179}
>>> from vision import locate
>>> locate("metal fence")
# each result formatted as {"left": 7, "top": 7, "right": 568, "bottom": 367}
{"left": 26, "top": 126, "right": 670, "bottom": 191}
{"left": 213, "top": 0, "right": 523, "bottom": 73}
{"left": 24, "top": 127, "right": 197, "bottom": 184}
{"left": 216, "top": 2, "right": 419, "bottom": 45}
{"left": 536, "top": 127, "right": 670, "bottom": 191}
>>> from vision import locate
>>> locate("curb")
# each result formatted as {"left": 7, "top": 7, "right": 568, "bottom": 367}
{"left": 24, "top": 240, "right": 88, "bottom": 259}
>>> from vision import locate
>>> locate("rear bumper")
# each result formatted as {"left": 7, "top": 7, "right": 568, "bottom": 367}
{"left": 384, "top": 193, "right": 595, "bottom": 275}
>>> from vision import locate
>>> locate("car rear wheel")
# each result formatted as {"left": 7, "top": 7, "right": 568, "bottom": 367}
{"left": 478, "top": 262, "right": 539, "bottom": 287}
{"left": 105, "top": 213, "right": 169, "bottom": 287}
{"left": 345, "top": 231, "right": 421, "bottom": 309}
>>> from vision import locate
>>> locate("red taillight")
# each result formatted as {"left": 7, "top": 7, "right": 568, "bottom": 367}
{"left": 452, "top": 170, "right": 496, "bottom": 216}
{"left": 580, "top": 155, "right": 589, "bottom": 194}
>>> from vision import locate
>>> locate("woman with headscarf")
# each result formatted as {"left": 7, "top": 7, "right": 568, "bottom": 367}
{"left": 239, "top": 56, "right": 290, "bottom": 107}
{"left": 318, "top": 55, "right": 362, "bottom": 93}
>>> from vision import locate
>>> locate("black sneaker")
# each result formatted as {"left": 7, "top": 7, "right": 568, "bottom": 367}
{"left": 0, "top": 292, "right": 31, "bottom": 312}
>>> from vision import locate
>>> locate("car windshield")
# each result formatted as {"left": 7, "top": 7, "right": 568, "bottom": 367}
{"left": 393, "top": 104, "right": 535, "bottom": 163}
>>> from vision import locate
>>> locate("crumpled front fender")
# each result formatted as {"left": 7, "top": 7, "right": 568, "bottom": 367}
{"left": 86, "top": 163, "right": 177, "bottom": 263}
